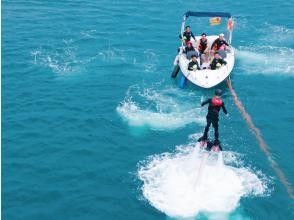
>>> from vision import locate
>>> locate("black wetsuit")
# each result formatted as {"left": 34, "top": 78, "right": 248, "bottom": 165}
{"left": 211, "top": 38, "right": 229, "bottom": 50}
{"left": 210, "top": 58, "right": 227, "bottom": 70}
{"left": 179, "top": 31, "right": 195, "bottom": 42}
{"left": 198, "top": 39, "right": 208, "bottom": 54}
{"left": 188, "top": 60, "right": 201, "bottom": 71}
{"left": 201, "top": 97, "right": 227, "bottom": 141}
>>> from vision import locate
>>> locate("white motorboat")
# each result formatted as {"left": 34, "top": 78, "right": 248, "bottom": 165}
{"left": 172, "top": 11, "right": 235, "bottom": 88}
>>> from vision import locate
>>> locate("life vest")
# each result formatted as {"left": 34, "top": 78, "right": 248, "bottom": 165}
{"left": 211, "top": 96, "right": 223, "bottom": 107}
{"left": 198, "top": 39, "right": 207, "bottom": 52}
{"left": 212, "top": 41, "right": 218, "bottom": 51}
{"left": 183, "top": 32, "right": 192, "bottom": 41}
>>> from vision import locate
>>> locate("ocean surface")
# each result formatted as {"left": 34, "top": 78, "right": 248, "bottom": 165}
{"left": 3, "top": 0, "right": 294, "bottom": 219}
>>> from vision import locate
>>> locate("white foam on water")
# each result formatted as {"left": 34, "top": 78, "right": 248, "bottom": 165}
{"left": 259, "top": 23, "right": 294, "bottom": 44}
{"left": 117, "top": 99, "right": 203, "bottom": 130}
{"left": 31, "top": 44, "right": 83, "bottom": 74}
{"left": 97, "top": 46, "right": 159, "bottom": 73}
{"left": 117, "top": 86, "right": 205, "bottom": 130}
{"left": 80, "top": 29, "right": 97, "bottom": 39}
{"left": 236, "top": 45, "right": 294, "bottom": 76}
{"left": 31, "top": 30, "right": 102, "bottom": 74}
{"left": 138, "top": 143, "right": 268, "bottom": 218}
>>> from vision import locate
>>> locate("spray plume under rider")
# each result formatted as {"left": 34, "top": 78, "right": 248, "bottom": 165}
{"left": 198, "top": 89, "right": 227, "bottom": 145}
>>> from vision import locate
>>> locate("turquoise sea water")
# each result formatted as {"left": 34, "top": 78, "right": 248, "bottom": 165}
{"left": 3, "top": 0, "right": 294, "bottom": 219}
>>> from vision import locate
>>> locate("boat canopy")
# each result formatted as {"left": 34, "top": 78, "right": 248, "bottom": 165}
{"left": 180, "top": 11, "right": 233, "bottom": 44}
{"left": 184, "top": 11, "right": 231, "bottom": 19}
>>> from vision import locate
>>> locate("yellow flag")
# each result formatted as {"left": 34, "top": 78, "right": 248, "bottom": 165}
{"left": 209, "top": 17, "right": 221, "bottom": 26}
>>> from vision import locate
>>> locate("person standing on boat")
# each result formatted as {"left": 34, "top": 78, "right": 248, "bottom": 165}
{"left": 198, "top": 89, "right": 228, "bottom": 145}
{"left": 211, "top": 33, "right": 229, "bottom": 52}
{"left": 210, "top": 52, "right": 227, "bottom": 70}
{"left": 179, "top": 26, "right": 196, "bottom": 43}
{"left": 188, "top": 55, "right": 200, "bottom": 71}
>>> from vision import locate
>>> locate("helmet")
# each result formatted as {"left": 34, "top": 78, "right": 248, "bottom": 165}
{"left": 215, "top": 89, "right": 222, "bottom": 96}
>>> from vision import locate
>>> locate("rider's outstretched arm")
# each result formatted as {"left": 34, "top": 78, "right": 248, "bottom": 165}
{"left": 222, "top": 103, "right": 228, "bottom": 114}
{"left": 201, "top": 99, "right": 211, "bottom": 107}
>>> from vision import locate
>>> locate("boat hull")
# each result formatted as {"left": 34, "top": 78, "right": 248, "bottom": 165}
{"left": 177, "top": 36, "right": 235, "bottom": 88}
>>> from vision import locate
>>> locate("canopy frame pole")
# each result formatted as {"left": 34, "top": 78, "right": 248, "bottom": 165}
{"left": 227, "top": 17, "right": 233, "bottom": 44}
{"left": 180, "top": 15, "right": 186, "bottom": 47}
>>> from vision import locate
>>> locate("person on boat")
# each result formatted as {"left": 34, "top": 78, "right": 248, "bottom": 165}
{"left": 211, "top": 33, "right": 229, "bottom": 52}
{"left": 210, "top": 52, "right": 227, "bottom": 70}
{"left": 184, "top": 41, "right": 195, "bottom": 53}
{"left": 197, "top": 33, "right": 208, "bottom": 54}
{"left": 188, "top": 55, "right": 200, "bottom": 71}
{"left": 200, "top": 53, "right": 210, "bottom": 69}
{"left": 179, "top": 26, "right": 196, "bottom": 43}
{"left": 198, "top": 89, "right": 227, "bottom": 145}
{"left": 184, "top": 41, "right": 199, "bottom": 59}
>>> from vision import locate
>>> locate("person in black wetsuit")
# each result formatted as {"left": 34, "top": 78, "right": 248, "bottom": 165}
{"left": 210, "top": 52, "right": 227, "bottom": 70}
{"left": 179, "top": 26, "right": 196, "bottom": 43}
{"left": 188, "top": 55, "right": 201, "bottom": 71}
{"left": 211, "top": 33, "right": 229, "bottom": 51}
{"left": 198, "top": 89, "right": 227, "bottom": 145}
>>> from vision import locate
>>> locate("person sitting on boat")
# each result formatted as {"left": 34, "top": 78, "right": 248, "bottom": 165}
{"left": 211, "top": 33, "right": 229, "bottom": 52}
{"left": 184, "top": 41, "right": 199, "bottom": 59}
{"left": 184, "top": 41, "right": 195, "bottom": 53}
{"left": 198, "top": 89, "right": 228, "bottom": 146}
{"left": 188, "top": 55, "right": 200, "bottom": 71}
{"left": 210, "top": 52, "right": 227, "bottom": 70}
{"left": 179, "top": 26, "right": 196, "bottom": 44}
{"left": 200, "top": 53, "right": 210, "bottom": 69}
{"left": 197, "top": 33, "right": 208, "bottom": 54}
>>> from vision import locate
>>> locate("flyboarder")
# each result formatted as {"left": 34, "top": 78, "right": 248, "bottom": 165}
{"left": 198, "top": 89, "right": 227, "bottom": 149}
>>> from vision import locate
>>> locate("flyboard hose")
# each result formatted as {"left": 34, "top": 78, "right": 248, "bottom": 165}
{"left": 226, "top": 78, "right": 294, "bottom": 199}
{"left": 193, "top": 150, "right": 209, "bottom": 187}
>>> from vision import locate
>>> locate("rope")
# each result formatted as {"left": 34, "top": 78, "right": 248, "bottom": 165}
{"left": 226, "top": 79, "right": 294, "bottom": 199}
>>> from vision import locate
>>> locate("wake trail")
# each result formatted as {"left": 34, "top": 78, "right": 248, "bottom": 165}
{"left": 117, "top": 85, "right": 205, "bottom": 130}
{"left": 226, "top": 79, "right": 294, "bottom": 199}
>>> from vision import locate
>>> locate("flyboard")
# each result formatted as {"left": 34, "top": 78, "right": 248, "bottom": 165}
{"left": 198, "top": 138, "right": 222, "bottom": 152}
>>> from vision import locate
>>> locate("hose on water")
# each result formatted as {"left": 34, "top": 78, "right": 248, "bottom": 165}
{"left": 226, "top": 78, "right": 293, "bottom": 199}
